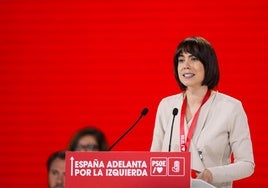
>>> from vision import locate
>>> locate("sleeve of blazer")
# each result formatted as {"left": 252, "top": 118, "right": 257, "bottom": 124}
{"left": 150, "top": 94, "right": 182, "bottom": 152}
{"left": 208, "top": 101, "right": 255, "bottom": 184}
{"left": 150, "top": 101, "right": 165, "bottom": 151}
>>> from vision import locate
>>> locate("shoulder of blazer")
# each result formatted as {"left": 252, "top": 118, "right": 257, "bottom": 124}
{"left": 159, "top": 93, "right": 184, "bottom": 105}
{"left": 214, "top": 91, "right": 242, "bottom": 106}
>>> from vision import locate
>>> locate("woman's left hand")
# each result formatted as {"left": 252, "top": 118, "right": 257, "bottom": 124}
{"left": 197, "top": 169, "right": 213, "bottom": 183}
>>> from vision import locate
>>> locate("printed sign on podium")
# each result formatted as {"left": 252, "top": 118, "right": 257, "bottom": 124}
{"left": 65, "top": 151, "right": 190, "bottom": 188}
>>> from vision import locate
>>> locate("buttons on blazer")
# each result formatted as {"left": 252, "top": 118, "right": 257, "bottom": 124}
{"left": 198, "top": 151, "right": 203, "bottom": 161}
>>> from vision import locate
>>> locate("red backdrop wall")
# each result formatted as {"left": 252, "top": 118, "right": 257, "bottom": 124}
{"left": 0, "top": 0, "right": 267, "bottom": 187}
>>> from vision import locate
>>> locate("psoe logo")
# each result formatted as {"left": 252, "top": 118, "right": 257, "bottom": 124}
{"left": 168, "top": 157, "right": 185, "bottom": 176}
{"left": 150, "top": 157, "right": 167, "bottom": 176}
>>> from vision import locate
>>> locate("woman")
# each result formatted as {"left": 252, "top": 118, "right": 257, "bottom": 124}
{"left": 150, "top": 36, "right": 254, "bottom": 187}
{"left": 68, "top": 126, "right": 108, "bottom": 151}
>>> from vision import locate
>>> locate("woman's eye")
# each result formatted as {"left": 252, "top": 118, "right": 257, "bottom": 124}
{"left": 178, "top": 58, "right": 184, "bottom": 63}
{"left": 191, "top": 57, "right": 199, "bottom": 61}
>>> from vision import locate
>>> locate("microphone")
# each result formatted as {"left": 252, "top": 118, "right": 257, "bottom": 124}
{"left": 108, "top": 107, "right": 149, "bottom": 151}
{"left": 168, "top": 108, "right": 178, "bottom": 152}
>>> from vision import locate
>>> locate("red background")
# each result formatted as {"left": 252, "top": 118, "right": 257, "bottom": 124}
{"left": 0, "top": 0, "right": 267, "bottom": 187}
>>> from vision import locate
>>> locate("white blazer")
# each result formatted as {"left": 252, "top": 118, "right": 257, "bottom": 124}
{"left": 150, "top": 91, "right": 255, "bottom": 188}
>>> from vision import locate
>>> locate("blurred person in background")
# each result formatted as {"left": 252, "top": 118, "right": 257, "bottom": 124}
{"left": 47, "top": 150, "right": 65, "bottom": 188}
{"left": 67, "top": 126, "right": 109, "bottom": 151}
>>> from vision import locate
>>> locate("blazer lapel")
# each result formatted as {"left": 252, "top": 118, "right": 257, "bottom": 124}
{"left": 192, "top": 91, "right": 217, "bottom": 144}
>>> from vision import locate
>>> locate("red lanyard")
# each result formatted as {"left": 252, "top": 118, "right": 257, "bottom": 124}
{"left": 180, "top": 90, "right": 211, "bottom": 152}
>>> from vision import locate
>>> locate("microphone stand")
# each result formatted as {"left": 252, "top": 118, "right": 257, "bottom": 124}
{"left": 168, "top": 108, "right": 178, "bottom": 152}
{"left": 108, "top": 108, "right": 148, "bottom": 151}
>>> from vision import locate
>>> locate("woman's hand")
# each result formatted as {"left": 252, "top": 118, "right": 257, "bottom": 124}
{"left": 197, "top": 169, "right": 213, "bottom": 183}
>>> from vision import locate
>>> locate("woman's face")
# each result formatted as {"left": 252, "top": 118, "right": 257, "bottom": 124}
{"left": 177, "top": 51, "right": 205, "bottom": 89}
{"left": 75, "top": 135, "right": 99, "bottom": 151}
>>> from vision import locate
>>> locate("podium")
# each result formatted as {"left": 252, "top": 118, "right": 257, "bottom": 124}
{"left": 65, "top": 151, "right": 191, "bottom": 188}
{"left": 192, "top": 179, "right": 216, "bottom": 188}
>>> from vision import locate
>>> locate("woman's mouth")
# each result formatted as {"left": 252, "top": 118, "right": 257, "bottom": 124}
{"left": 183, "top": 73, "right": 195, "bottom": 78}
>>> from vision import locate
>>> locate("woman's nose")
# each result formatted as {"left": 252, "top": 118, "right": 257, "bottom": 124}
{"left": 183, "top": 60, "right": 190, "bottom": 69}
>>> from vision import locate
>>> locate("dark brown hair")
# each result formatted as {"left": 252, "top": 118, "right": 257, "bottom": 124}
{"left": 46, "top": 150, "right": 65, "bottom": 172}
{"left": 67, "top": 126, "right": 108, "bottom": 151}
{"left": 173, "top": 36, "right": 220, "bottom": 90}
